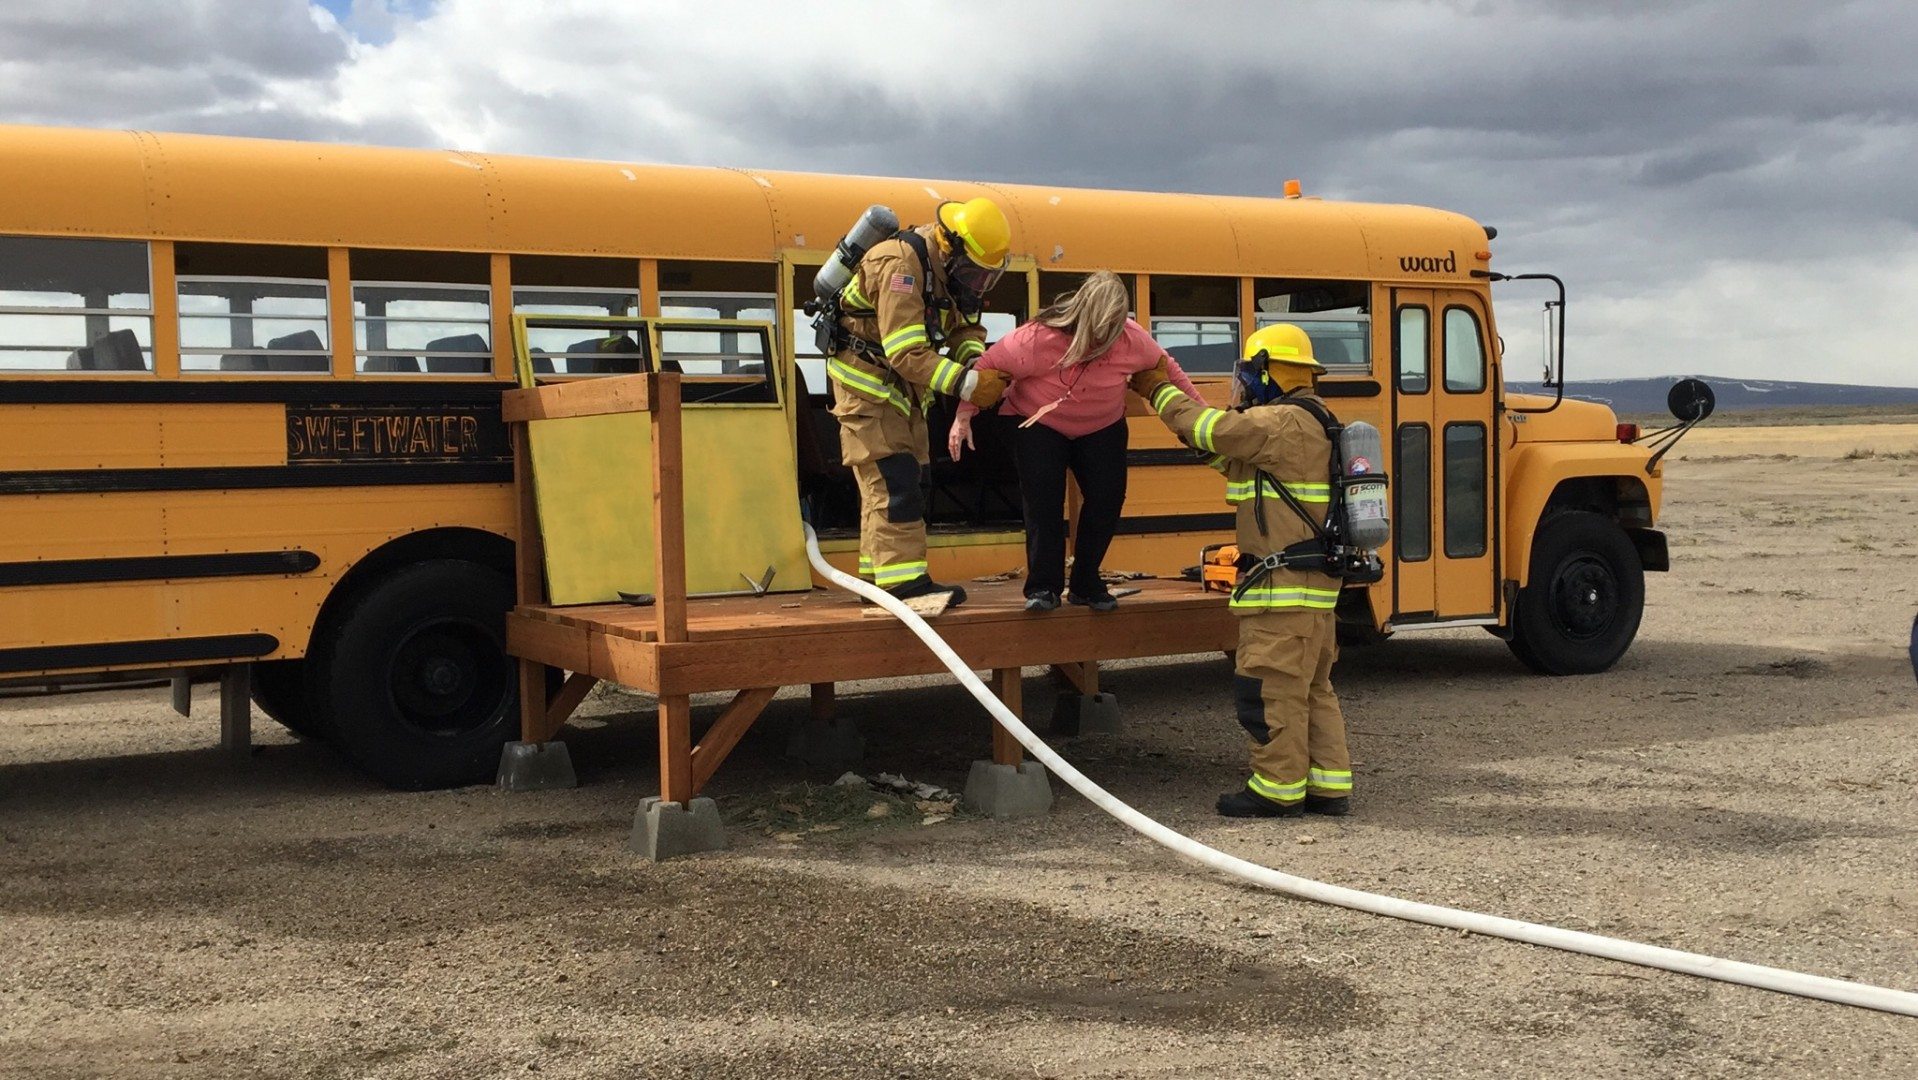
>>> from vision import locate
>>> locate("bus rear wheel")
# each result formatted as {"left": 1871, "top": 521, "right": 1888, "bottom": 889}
{"left": 1507, "top": 511, "right": 1644, "bottom": 676}
{"left": 309, "top": 559, "right": 520, "bottom": 790}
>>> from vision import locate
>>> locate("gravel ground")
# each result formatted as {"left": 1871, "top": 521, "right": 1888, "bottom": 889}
{"left": 2, "top": 423, "right": 1915, "bottom": 1078}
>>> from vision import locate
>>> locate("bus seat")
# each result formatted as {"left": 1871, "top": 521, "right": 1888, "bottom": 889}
{"left": 1312, "top": 337, "right": 1357, "bottom": 367}
{"left": 424, "top": 333, "right": 491, "bottom": 374}
{"left": 363, "top": 355, "right": 421, "bottom": 373}
{"left": 529, "top": 347, "right": 554, "bottom": 375}
{"left": 564, "top": 334, "right": 644, "bottom": 375}
{"left": 263, "top": 330, "right": 327, "bottom": 372}
{"left": 220, "top": 353, "right": 268, "bottom": 371}
{"left": 71, "top": 329, "right": 145, "bottom": 371}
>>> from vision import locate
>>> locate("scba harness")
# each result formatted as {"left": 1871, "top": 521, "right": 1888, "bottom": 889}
{"left": 812, "top": 228, "right": 972, "bottom": 364}
{"left": 1232, "top": 392, "right": 1385, "bottom": 605}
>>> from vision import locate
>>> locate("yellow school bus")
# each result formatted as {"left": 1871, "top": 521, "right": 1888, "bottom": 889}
{"left": 0, "top": 124, "right": 1670, "bottom": 787}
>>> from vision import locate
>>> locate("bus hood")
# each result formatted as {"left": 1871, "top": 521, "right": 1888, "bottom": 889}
{"left": 1504, "top": 393, "right": 1619, "bottom": 443}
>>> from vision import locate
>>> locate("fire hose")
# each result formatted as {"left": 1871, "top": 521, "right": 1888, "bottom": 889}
{"left": 803, "top": 525, "right": 1918, "bottom": 1017}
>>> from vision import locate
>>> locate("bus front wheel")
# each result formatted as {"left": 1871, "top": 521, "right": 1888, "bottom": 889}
{"left": 1507, "top": 511, "right": 1644, "bottom": 676}
{"left": 309, "top": 559, "right": 520, "bottom": 789}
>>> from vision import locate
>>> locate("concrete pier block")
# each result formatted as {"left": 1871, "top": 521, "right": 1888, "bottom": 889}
{"left": 630, "top": 796, "right": 726, "bottom": 860}
{"left": 786, "top": 715, "right": 866, "bottom": 771}
{"left": 1051, "top": 692, "right": 1122, "bottom": 736}
{"left": 962, "top": 760, "right": 1054, "bottom": 820}
{"left": 496, "top": 740, "right": 578, "bottom": 791}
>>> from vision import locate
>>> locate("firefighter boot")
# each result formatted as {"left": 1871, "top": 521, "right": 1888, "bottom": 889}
{"left": 1303, "top": 793, "right": 1350, "bottom": 816}
{"left": 1216, "top": 788, "right": 1304, "bottom": 818}
{"left": 888, "top": 575, "right": 968, "bottom": 609}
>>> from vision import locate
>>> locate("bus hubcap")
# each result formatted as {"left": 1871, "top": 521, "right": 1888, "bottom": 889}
{"left": 1551, "top": 555, "right": 1617, "bottom": 641}
{"left": 390, "top": 620, "right": 507, "bottom": 736}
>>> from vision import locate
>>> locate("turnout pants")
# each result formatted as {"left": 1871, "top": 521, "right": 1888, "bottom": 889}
{"left": 1234, "top": 610, "right": 1351, "bottom": 805}
{"left": 831, "top": 373, "right": 931, "bottom": 588}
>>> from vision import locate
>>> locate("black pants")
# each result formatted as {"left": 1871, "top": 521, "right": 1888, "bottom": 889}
{"left": 1014, "top": 417, "right": 1129, "bottom": 598}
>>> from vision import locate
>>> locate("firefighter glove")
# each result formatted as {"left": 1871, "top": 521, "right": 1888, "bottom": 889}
{"left": 1129, "top": 355, "right": 1173, "bottom": 399}
{"left": 962, "top": 367, "right": 1009, "bottom": 408}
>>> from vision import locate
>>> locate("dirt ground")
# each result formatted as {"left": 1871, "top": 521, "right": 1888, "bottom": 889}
{"left": 3, "top": 422, "right": 1915, "bottom": 1079}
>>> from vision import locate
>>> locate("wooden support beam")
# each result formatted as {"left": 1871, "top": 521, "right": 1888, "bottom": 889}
{"left": 517, "top": 658, "right": 548, "bottom": 743}
{"left": 690, "top": 686, "right": 779, "bottom": 794}
{"left": 1051, "top": 661, "right": 1099, "bottom": 697}
{"left": 652, "top": 373, "right": 688, "bottom": 645}
{"left": 658, "top": 695, "right": 694, "bottom": 805}
{"left": 502, "top": 374, "right": 654, "bottom": 422}
{"left": 988, "top": 667, "right": 1023, "bottom": 767}
{"left": 531, "top": 671, "right": 598, "bottom": 743}
{"left": 809, "top": 682, "right": 835, "bottom": 722}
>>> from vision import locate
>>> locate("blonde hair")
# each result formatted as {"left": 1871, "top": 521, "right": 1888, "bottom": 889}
{"left": 1035, "top": 270, "right": 1130, "bottom": 367}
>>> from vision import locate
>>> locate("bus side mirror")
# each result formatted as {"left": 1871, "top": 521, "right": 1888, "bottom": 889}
{"left": 1667, "top": 378, "right": 1715, "bottom": 422}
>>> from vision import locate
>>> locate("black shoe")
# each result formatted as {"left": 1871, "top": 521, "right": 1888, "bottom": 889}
{"left": 1303, "top": 794, "right": 1350, "bottom": 817}
{"left": 887, "top": 575, "right": 967, "bottom": 608}
{"left": 1067, "top": 590, "right": 1118, "bottom": 612}
{"left": 1216, "top": 789, "right": 1304, "bottom": 818}
{"left": 1024, "top": 590, "right": 1061, "bottom": 613}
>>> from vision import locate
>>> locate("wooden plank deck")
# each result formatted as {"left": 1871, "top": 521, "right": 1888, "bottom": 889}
{"left": 507, "top": 577, "right": 1236, "bottom": 697}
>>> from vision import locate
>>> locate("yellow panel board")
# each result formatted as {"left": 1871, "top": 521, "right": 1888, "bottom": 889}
{"left": 529, "top": 404, "right": 810, "bottom": 605}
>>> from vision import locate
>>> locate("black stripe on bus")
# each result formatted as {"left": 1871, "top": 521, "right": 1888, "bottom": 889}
{"left": 0, "top": 633, "right": 280, "bottom": 675}
{"left": 0, "top": 550, "right": 320, "bottom": 588}
{"left": 0, "top": 380, "right": 514, "bottom": 406}
{"left": 0, "top": 461, "right": 512, "bottom": 496}
{"left": 1319, "top": 380, "right": 1382, "bottom": 398}
{"left": 1113, "top": 512, "right": 1235, "bottom": 536}
{"left": 1126, "top": 448, "right": 1212, "bottom": 467}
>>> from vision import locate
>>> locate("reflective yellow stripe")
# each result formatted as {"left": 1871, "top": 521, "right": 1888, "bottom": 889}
{"left": 882, "top": 323, "right": 929, "bottom": 358}
{"left": 872, "top": 560, "right": 928, "bottom": 586}
{"left": 827, "top": 358, "right": 911, "bottom": 416}
{"left": 1150, "top": 383, "right": 1184, "bottom": 415}
{"left": 930, "top": 357, "right": 966, "bottom": 395}
{"left": 1192, "top": 409, "right": 1225, "bottom": 453}
{"left": 858, "top": 554, "right": 874, "bottom": 576}
{"left": 1225, "top": 480, "right": 1333, "bottom": 505}
{"left": 841, "top": 275, "right": 873, "bottom": 311}
{"left": 1229, "top": 586, "right": 1341, "bottom": 611}
{"left": 1247, "top": 773, "right": 1306, "bottom": 803}
{"left": 953, "top": 338, "right": 984, "bottom": 363}
{"left": 1308, "top": 768, "right": 1353, "bottom": 792}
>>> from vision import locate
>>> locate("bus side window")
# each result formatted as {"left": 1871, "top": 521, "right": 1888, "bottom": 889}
{"left": 0, "top": 235, "right": 154, "bottom": 372}
{"left": 175, "top": 242, "right": 330, "bottom": 374}
{"left": 1396, "top": 423, "right": 1431, "bottom": 562}
{"left": 1254, "top": 279, "right": 1372, "bottom": 376}
{"left": 1396, "top": 306, "right": 1429, "bottom": 393}
{"left": 1150, "top": 274, "right": 1237, "bottom": 374}
{"left": 1443, "top": 306, "right": 1486, "bottom": 393}
{"left": 351, "top": 250, "right": 491, "bottom": 376}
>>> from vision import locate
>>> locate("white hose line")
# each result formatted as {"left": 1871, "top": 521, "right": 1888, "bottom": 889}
{"left": 803, "top": 525, "right": 1918, "bottom": 1017}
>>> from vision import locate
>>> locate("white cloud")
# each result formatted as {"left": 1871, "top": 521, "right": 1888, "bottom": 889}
{"left": 0, "top": 0, "right": 1912, "bottom": 386}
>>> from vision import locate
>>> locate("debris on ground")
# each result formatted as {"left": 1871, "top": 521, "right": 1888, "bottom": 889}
{"left": 870, "top": 772, "right": 955, "bottom": 802}
{"left": 972, "top": 568, "right": 1023, "bottom": 582}
{"left": 732, "top": 777, "right": 962, "bottom": 839}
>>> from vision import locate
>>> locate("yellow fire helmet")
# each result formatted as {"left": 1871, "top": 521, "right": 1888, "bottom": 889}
{"left": 1244, "top": 322, "right": 1327, "bottom": 374}
{"left": 936, "top": 197, "right": 1011, "bottom": 267}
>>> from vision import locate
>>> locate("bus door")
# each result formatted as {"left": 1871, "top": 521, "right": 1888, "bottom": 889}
{"left": 1389, "top": 288, "right": 1498, "bottom": 624}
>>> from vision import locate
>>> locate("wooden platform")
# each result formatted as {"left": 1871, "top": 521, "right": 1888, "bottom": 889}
{"left": 508, "top": 577, "right": 1233, "bottom": 696}
{"left": 499, "top": 367, "right": 1237, "bottom": 807}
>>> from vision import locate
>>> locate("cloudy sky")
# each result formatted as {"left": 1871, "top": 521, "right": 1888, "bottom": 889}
{"left": 1, "top": 0, "right": 1912, "bottom": 386}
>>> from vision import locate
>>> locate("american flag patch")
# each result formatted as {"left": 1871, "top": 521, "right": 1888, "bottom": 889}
{"left": 888, "top": 273, "right": 915, "bottom": 294}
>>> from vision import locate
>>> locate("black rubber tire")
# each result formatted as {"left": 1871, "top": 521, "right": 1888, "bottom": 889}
{"left": 1507, "top": 511, "right": 1644, "bottom": 675}
{"left": 307, "top": 559, "right": 520, "bottom": 789}
{"left": 250, "top": 659, "right": 329, "bottom": 739}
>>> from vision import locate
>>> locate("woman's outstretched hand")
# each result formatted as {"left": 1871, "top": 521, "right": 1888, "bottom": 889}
{"left": 948, "top": 411, "right": 975, "bottom": 460}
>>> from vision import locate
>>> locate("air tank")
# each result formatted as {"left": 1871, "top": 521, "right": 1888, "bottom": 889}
{"left": 813, "top": 205, "right": 900, "bottom": 304}
{"left": 1337, "top": 420, "right": 1389, "bottom": 551}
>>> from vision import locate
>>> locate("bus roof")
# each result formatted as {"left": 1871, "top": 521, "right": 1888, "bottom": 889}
{"left": 0, "top": 124, "right": 1491, "bottom": 282}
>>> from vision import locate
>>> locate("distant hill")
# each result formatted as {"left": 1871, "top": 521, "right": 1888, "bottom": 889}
{"left": 1506, "top": 377, "right": 1918, "bottom": 416}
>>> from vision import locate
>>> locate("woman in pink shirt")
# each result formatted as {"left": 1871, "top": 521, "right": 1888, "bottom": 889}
{"left": 949, "top": 271, "right": 1200, "bottom": 612}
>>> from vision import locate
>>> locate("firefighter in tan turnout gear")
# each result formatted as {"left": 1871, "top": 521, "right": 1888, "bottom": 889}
{"left": 829, "top": 198, "right": 1012, "bottom": 606}
{"left": 1133, "top": 324, "right": 1354, "bottom": 817}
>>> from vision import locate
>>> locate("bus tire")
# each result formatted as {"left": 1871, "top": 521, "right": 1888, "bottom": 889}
{"left": 250, "top": 659, "right": 328, "bottom": 738}
{"left": 1507, "top": 511, "right": 1644, "bottom": 676}
{"left": 308, "top": 559, "right": 519, "bottom": 790}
